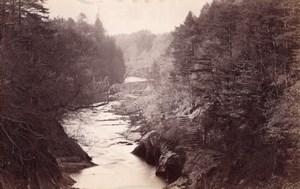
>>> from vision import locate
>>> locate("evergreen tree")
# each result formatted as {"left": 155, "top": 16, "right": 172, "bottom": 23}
{"left": 167, "top": 0, "right": 300, "bottom": 186}
{"left": 171, "top": 11, "right": 198, "bottom": 80}
{"left": 93, "top": 14, "right": 105, "bottom": 39}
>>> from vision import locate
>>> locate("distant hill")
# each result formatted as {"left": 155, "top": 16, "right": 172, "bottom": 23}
{"left": 114, "top": 30, "right": 173, "bottom": 77}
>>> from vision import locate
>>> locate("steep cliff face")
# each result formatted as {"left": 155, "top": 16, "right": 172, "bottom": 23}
{"left": 0, "top": 119, "right": 61, "bottom": 189}
{"left": 0, "top": 118, "right": 92, "bottom": 189}
{"left": 114, "top": 30, "right": 173, "bottom": 77}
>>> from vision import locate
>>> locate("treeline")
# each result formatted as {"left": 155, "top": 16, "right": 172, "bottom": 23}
{"left": 114, "top": 30, "right": 173, "bottom": 77}
{"left": 138, "top": 0, "right": 300, "bottom": 188}
{"left": 0, "top": 0, "right": 125, "bottom": 188}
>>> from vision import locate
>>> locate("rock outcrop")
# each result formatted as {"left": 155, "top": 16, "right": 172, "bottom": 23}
{"left": 0, "top": 118, "right": 92, "bottom": 189}
{"left": 132, "top": 126, "right": 228, "bottom": 189}
{"left": 131, "top": 114, "right": 299, "bottom": 189}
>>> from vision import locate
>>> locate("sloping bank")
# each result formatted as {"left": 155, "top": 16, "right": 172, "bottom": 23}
{"left": 0, "top": 118, "right": 93, "bottom": 189}
{"left": 126, "top": 113, "right": 221, "bottom": 189}
{"left": 115, "top": 78, "right": 298, "bottom": 189}
{"left": 124, "top": 108, "right": 300, "bottom": 189}
{"left": 130, "top": 124, "right": 224, "bottom": 189}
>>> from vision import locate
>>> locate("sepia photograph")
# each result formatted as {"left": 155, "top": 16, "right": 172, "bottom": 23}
{"left": 0, "top": 0, "right": 299, "bottom": 188}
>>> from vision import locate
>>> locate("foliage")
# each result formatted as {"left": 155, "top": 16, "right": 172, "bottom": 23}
{"left": 0, "top": 0, "right": 126, "bottom": 187}
{"left": 139, "top": 80, "right": 193, "bottom": 124}
{"left": 138, "top": 0, "right": 300, "bottom": 187}
{"left": 114, "top": 31, "right": 173, "bottom": 77}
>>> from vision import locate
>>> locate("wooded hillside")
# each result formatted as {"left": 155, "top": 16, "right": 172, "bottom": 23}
{"left": 0, "top": 1, "right": 125, "bottom": 188}
{"left": 114, "top": 30, "right": 173, "bottom": 77}
{"left": 132, "top": 0, "right": 300, "bottom": 188}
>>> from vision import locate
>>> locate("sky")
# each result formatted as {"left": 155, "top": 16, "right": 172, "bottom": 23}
{"left": 45, "top": 0, "right": 212, "bottom": 35}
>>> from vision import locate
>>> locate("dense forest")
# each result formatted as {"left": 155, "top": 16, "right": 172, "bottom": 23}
{"left": 131, "top": 0, "right": 300, "bottom": 188}
{"left": 1, "top": 0, "right": 300, "bottom": 188}
{"left": 114, "top": 30, "right": 173, "bottom": 77}
{"left": 0, "top": 0, "right": 125, "bottom": 188}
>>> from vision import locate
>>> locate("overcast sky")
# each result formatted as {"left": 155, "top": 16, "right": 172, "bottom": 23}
{"left": 45, "top": 0, "right": 212, "bottom": 35}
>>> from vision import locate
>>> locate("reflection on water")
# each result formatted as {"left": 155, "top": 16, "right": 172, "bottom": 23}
{"left": 63, "top": 102, "right": 166, "bottom": 189}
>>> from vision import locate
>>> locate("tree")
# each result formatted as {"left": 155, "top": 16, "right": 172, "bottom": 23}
{"left": 0, "top": 3, "right": 126, "bottom": 187}
{"left": 171, "top": 11, "right": 198, "bottom": 80}
{"left": 93, "top": 14, "right": 105, "bottom": 39}
{"left": 149, "top": 61, "right": 161, "bottom": 86}
{"left": 166, "top": 0, "right": 300, "bottom": 187}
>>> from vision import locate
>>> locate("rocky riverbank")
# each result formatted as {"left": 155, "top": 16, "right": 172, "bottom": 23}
{"left": 123, "top": 115, "right": 300, "bottom": 189}
{"left": 49, "top": 121, "right": 95, "bottom": 187}
{"left": 120, "top": 102, "right": 300, "bottom": 189}
{"left": 0, "top": 118, "right": 94, "bottom": 189}
{"left": 124, "top": 116, "right": 267, "bottom": 189}
{"left": 130, "top": 126, "right": 222, "bottom": 189}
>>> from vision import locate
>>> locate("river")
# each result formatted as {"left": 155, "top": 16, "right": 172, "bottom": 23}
{"left": 63, "top": 77, "right": 166, "bottom": 189}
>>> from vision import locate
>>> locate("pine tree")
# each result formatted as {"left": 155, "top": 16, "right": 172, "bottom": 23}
{"left": 171, "top": 11, "right": 198, "bottom": 80}
{"left": 93, "top": 14, "right": 105, "bottom": 39}
{"left": 169, "top": 0, "right": 300, "bottom": 185}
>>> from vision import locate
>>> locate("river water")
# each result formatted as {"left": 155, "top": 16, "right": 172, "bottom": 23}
{"left": 63, "top": 78, "right": 166, "bottom": 189}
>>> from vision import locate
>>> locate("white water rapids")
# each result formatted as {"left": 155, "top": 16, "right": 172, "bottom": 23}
{"left": 63, "top": 77, "right": 166, "bottom": 189}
